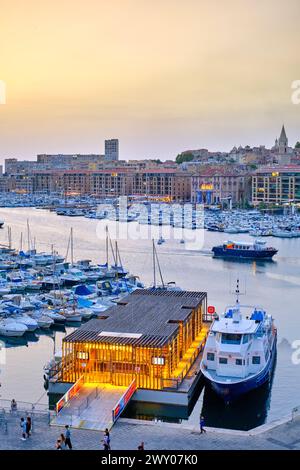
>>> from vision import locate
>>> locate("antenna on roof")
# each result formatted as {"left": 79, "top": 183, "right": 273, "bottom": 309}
{"left": 230, "top": 274, "right": 246, "bottom": 299}
{"left": 235, "top": 279, "right": 240, "bottom": 304}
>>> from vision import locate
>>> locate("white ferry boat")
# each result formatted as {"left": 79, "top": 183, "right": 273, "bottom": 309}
{"left": 200, "top": 281, "right": 277, "bottom": 402}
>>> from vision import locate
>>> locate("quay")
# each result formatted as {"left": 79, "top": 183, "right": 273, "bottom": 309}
{"left": 0, "top": 409, "right": 300, "bottom": 450}
{"left": 48, "top": 289, "right": 210, "bottom": 430}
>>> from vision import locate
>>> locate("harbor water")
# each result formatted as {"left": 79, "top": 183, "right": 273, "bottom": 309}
{"left": 0, "top": 207, "right": 299, "bottom": 430}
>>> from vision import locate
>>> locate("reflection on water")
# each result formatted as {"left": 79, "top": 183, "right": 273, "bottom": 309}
{"left": 123, "top": 378, "right": 205, "bottom": 424}
{"left": 200, "top": 357, "right": 276, "bottom": 431}
{"left": 123, "top": 364, "right": 275, "bottom": 431}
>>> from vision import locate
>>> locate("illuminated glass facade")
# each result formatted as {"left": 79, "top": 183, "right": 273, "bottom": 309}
{"left": 61, "top": 290, "right": 208, "bottom": 390}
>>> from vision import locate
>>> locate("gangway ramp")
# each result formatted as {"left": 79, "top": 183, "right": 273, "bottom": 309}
{"left": 51, "top": 381, "right": 135, "bottom": 431}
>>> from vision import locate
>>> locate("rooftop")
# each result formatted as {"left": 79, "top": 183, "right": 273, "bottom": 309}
{"left": 64, "top": 289, "right": 207, "bottom": 348}
{"left": 255, "top": 165, "right": 300, "bottom": 174}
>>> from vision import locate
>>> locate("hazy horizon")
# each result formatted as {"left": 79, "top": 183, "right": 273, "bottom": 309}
{"left": 1, "top": 0, "right": 300, "bottom": 163}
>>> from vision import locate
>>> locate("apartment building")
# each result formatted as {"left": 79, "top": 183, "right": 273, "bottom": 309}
{"left": 31, "top": 168, "right": 191, "bottom": 201}
{"left": 252, "top": 166, "right": 300, "bottom": 205}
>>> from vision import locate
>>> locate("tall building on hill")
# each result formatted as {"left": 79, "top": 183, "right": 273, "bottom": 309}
{"left": 105, "top": 139, "right": 119, "bottom": 161}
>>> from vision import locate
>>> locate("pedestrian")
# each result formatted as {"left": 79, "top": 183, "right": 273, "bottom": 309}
{"left": 55, "top": 439, "right": 62, "bottom": 450}
{"left": 105, "top": 428, "right": 111, "bottom": 450}
{"left": 20, "top": 417, "right": 27, "bottom": 441}
{"left": 64, "top": 425, "right": 72, "bottom": 450}
{"left": 200, "top": 415, "right": 206, "bottom": 434}
{"left": 11, "top": 399, "right": 17, "bottom": 412}
{"left": 137, "top": 441, "right": 145, "bottom": 450}
{"left": 60, "top": 433, "right": 66, "bottom": 447}
{"left": 102, "top": 434, "right": 110, "bottom": 451}
{"left": 26, "top": 416, "right": 32, "bottom": 438}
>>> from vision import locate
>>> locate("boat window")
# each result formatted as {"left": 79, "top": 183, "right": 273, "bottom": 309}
{"left": 221, "top": 333, "right": 241, "bottom": 345}
{"left": 236, "top": 359, "right": 243, "bottom": 365}
{"left": 252, "top": 356, "right": 261, "bottom": 365}
{"left": 207, "top": 352, "right": 215, "bottom": 361}
{"left": 242, "top": 334, "right": 249, "bottom": 344}
{"left": 219, "top": 357, "right": 228, "bottom": 364}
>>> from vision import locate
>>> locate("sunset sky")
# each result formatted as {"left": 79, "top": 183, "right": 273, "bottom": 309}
{"left": 0, "top": 0, "right": 300, "bottom": 162}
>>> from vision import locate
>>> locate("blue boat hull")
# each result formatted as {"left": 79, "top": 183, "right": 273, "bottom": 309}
{"left": 212, "top": 247, "right": 277, "bottom": 259}
{"left": 206, "top": 335, "right": 277, "bottom": 402}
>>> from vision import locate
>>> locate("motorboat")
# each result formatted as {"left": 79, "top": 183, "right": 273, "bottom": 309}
{"left": 0, "top": 318, "right": 28, "bottom": 337}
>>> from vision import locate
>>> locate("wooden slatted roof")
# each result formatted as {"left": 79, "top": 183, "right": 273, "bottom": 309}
{"left": 64, "top": 289, "right": 206, "bottom": 348}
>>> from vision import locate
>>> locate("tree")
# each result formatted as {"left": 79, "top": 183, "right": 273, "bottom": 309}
{"left": 175, "top": 152, "right": 194, "bottom": 164}
{"left": 295, "top": 141, "right": 300, "bottom": 149}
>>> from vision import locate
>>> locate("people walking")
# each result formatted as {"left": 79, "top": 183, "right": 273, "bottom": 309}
{"left": 102, "top": 434, "right": 110, "bottom": 451}
{"left": 26, "top": 416, "right": 32, "bottom": 438}
{"left": 200, "top": 415, "right": 206, "bottom": 434}
{"left": 60, "top": 433, "right": 66, "bottom": 447}
{"left": 64, "top": 425, "right": 72, "bottom": 449}
{"left": 55, "top": 439, "right": 62, "bottom": 450}
{"left": 11, "top": 399, "right": 17, "bottom": 412}
{"left": 104, "top": 428, "right": 111, "bottom": 450}
{"left": 20, "top": 417, "right": 27, "bottom": 441}
{"left": 138, "top": 441, "right": 145, "bottom": 450}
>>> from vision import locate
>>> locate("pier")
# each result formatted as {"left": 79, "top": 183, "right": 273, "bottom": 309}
{"left": 1, "top": 408, "right": 300, "bottom": 450}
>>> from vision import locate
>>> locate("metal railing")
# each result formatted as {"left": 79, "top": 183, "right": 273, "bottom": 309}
{"left": 77, "top": 386, "right": 100, "bottom": 416}
{"left": 0, "top": 399, "right": 49, "bottom": 414}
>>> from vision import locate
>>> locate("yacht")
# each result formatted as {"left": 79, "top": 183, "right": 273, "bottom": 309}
{"left": 200, "top": 282, "right": 277, "bottom": 402}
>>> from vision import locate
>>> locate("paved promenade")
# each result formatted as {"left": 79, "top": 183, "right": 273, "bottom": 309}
{"left": 1, "top": 412, "right": 300, "bottom": 450}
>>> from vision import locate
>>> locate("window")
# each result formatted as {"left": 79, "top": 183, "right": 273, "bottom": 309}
{"left": 219, "top": 357, "right": 228, "bottom": 364}
{"left": 242, "top": 334, "right": 249, "bottom": 344}
{"left": 252, "top": 356, "right": 261, "bottom": 365}
{"left": 221, "top": 333, "right": 241, "bottom": 345}
{"left": 236, "top": 359, "right": 243, "bottom": 366}
{"left": 207, "top": 352, "right": 215, "bottom": 361}
{"left": 77, "top": 351, "right": 89, "bottom": 360}
{"left": 152, "top": 357, "right": 165, "bottom": 365}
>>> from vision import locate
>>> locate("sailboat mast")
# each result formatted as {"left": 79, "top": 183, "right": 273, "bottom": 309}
{"left": 27, "top": 219, "right": 30, "bottom": 252}
{"left": 155, "top": 244, "right": 165, "bottom": 288}
{"left": 152, "top": 239, "right": 156, "bottom": 288}
{"left": 105, "top": 225, "right": 109, "bottom": 266}
{"left": 70, "top": 227, "right": 74, "bottom": 265}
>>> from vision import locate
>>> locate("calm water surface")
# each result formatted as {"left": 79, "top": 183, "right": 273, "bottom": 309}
{"left": 0, "top": 207, "right": 299, "bottom": 429}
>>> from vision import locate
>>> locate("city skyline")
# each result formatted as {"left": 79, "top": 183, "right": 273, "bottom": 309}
{"left": 1, "top": 0, "right": 300, "bottom": 163}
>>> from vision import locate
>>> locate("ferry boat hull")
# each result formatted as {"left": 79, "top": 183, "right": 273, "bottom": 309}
{"left": 202, "top": 333, "right": 277, "bottom": 402}
{"left": 212, "top": 246, "right": 277, "bottom": 260}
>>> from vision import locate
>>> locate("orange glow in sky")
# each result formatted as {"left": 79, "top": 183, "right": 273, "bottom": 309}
{"left": 0, "top": 0, "right": 300, "bottom": 161}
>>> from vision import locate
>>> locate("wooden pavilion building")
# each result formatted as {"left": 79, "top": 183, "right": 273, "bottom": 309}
{"left": 61, "top": 289, "right": 208, "bottom": 390}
